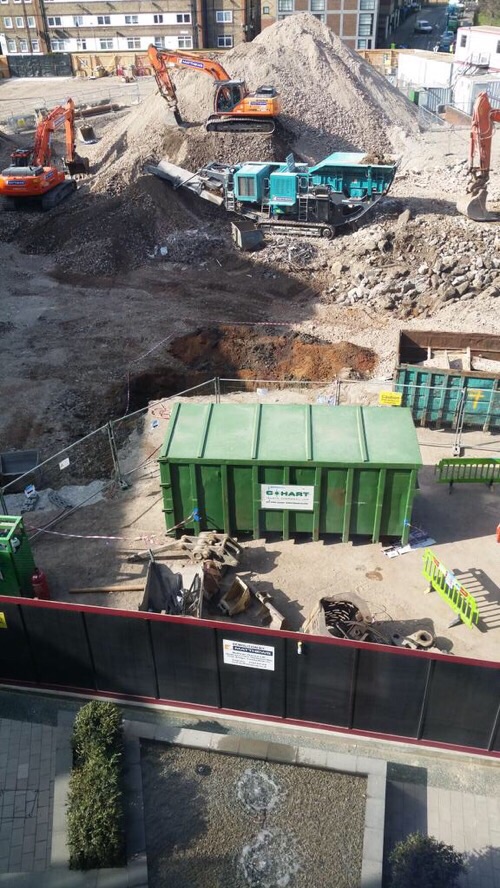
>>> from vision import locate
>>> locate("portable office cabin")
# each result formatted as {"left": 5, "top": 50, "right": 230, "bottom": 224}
{"left": 159, "top": 403, "right": 421, "bottom": 544}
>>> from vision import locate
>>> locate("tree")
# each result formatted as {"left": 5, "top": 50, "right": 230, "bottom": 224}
{"left": 389, "top": 833, "right": 466, "bottom": 888}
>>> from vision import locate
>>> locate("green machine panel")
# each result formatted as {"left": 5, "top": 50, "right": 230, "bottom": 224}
{"left": 159, "top": 404, "right": 422, "bottom": 544}
{"left": 0, "top": 516, "right": 35, "bottom": 597}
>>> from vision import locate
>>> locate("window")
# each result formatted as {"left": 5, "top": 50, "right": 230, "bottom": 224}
{"left": 216, "top": 10, "right": 232, "bottom": 22}
{"left": 358, "top": 12, "right": 373, "bottom": 35}
{"left": 357, "top": 38, "right": 367, "bottom": 48}
{"left": 125, "top": 14, "right": 138, "bottom": 23}
{"left": 262, "top": 4, "right": 270, "bottom": 12}
{"left": 31, "top": 38, "right": 39, "bottom": 50}
{"left": 97, "top": 15, "right": 111, "bottom": 25}
{"left": 19, "top": 37, "right": 28, "bottom": 50}
{"left": 178, "top": 35, "right": 192, "bottom": 48}
{"left": 99, "top": 36, "right": 113, "bottom": 48}
{"left": 360, "top": 0, "right": 375, "bottom": 8}
{"left": 153, "top": 35, "right": 163, "bottom": 48}
{"left": 310, "top": 0, "right": 325, "bottom": 10}
{"left": 153, "top": 13, "right": 163, "bottom": 23}
{"left": 51, "top": 38, "right": 66, "bottom": 50}
{"left": 278, "top": 0, "right": 293, "bottom": 11}
{"left": 15, "top": 16, "right": 23, "bottom": 26}
{"left": 4, "top": 16, "right": 12, "bottom": 27}
{"left": 176, "top": 13, "right": 191, "bottom": 22}
{"left": 238, "top": 177, "right": 256, "bottom": 197}
{"left": 217, "top": 34, "right": 233, "bottom": 46}
{"left": 47, "top": 16, "right": 62, "bottom": 26}
{"left": 0, "top": 0, "right": 8, "bottom": 5}
{"left": 27, "top": 16, "right": 35, "bottom": 27}
{"left": 73, "top": 15, "right": 83, "bottom": 25}
{"left": 7, "top": 38, "right": 16, "bottom": 51}
{"left": 77, "top": 37, "right": 87, "bottom": 49}
{"left": 127, "top": 36, "right": 141, "bottom": 48}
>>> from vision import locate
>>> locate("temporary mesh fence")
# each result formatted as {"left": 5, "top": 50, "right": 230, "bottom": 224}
{"left": 2, "top": 375, "right": 496, "bottom": 528}
{"left": 0, "top": 424, "right": 116, "bottom": 523}
{"left": 110, "top": 379, "right": 218, "bottom": 484}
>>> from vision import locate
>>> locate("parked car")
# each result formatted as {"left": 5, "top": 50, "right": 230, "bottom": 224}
{"left": 414, "top": 19, "right": 433, "bottom": 32}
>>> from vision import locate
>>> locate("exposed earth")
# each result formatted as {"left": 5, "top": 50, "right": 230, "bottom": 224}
{"left": 1, "top": 14, "right": 499, "bottom": 462}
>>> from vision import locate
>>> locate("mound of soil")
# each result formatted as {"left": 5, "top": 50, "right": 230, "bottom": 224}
{"left": 169, "top": 326, "right": 377, "bottom": 380}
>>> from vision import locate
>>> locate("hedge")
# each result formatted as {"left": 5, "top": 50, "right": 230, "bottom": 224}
{"left": 389, "top": 833, "right": 466, "bottom": 888}
{"left": 67, "top": 702, "right": 126, "bottom": 870}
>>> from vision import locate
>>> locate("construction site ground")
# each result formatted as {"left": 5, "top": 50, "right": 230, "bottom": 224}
{"left": 21, "top": 400, "right": 500, "bottom": 664}
{"left": 1, "top": 17, "right": 499, "bottom": 667}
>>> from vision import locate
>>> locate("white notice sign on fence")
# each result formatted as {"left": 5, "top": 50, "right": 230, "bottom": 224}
{"left": 261, "top": 484, "right": 314, "bottom": 511}
{"left": 223, "top": 640, "right": 275, "bottom": 671}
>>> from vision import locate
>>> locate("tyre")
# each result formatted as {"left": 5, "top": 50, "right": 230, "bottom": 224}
{"left": 321, "top": 226, "right": 334, "bottom": 239}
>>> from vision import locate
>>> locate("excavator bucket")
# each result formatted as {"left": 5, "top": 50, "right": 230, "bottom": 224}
{"left": 66, "top": 153, "right": 89, "bottom": 177}
{"left": 457, "top": 187, "right": 500, "bottom": 222}
{"left": 78, "top": 124, "right": 97, "bottom": 144}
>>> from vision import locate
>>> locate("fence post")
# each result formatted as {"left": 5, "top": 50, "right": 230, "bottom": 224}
{"left": 0, "top": 489, "right": 7, "bottom": 516}
{"left": 107, "top": 422, "right": 129, "bottom": 489}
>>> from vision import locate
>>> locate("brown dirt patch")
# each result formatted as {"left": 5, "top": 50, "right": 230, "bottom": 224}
{"left": 169, "top": 326, "right": 376, "bottom": 381}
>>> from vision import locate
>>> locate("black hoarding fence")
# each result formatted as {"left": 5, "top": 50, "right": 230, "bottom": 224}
{"left": 8, "top": 54, "right": 72, "bottom": 78}
{"left": 0, "top": 597, "right": 499, "bottom": 756}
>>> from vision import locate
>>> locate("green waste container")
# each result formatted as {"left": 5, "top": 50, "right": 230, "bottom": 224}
{"left": 0, "top": 516, "right": 35, "bottom": 597}
{"left": 159, "top": 403, "right": 422, "bottom": 544}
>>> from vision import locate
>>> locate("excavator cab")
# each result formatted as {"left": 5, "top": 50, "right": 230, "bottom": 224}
{"left": 214, "top": 82, "right": 246, "bottom": 114}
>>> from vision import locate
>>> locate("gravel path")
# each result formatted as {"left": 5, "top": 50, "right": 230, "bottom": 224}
{"left": 141, "top": 742, "right": 366, "bottom": 888}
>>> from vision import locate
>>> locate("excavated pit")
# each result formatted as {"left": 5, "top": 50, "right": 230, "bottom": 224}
{"left": 127, "top": 326, "right": 377, "bottom": 411}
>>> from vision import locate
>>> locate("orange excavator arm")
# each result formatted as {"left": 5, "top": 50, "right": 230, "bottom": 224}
{"left": 468, "top": 91, "right": 500, "bottom": 190}
{"left": 31, "top": 98, "right": 87, "bottom": 173}
{"left": 147, "top": 45, "right": 236, "bottom": 123}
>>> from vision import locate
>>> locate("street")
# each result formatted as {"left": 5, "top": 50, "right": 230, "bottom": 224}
{"left": 381, "top": 3, "right": 450, "bottom": 50}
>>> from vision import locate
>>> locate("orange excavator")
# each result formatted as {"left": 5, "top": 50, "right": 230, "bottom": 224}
{"left": 457, "top": 90, "right": 500, "bottom": 221}
{"left": 0, "top": 98, "right": 89, "bottom": 210}
{"left": 147, "top": 44, "right": 280, "bottom": 134}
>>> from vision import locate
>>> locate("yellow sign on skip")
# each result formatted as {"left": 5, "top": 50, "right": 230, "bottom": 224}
{"left": 379, "top": 391, "right": 403, "bottom": 407}
{"left": 468, "top": 389, "right": 484, "bottom": 410}
{"left": 0, "top": 613, "right": 7, "bottom": 629}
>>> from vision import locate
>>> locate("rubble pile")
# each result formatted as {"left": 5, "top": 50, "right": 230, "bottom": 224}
{"left": 177, "top": 14, "right": 419, "bottom": 158}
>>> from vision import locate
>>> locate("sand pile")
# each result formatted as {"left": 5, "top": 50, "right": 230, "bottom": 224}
{"left": 176, "top": 14, "right": 419, "bottom": 159}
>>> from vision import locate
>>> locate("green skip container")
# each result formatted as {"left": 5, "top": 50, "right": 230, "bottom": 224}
{"left": 159, "top": 403, "right": 422, "bottom": 544}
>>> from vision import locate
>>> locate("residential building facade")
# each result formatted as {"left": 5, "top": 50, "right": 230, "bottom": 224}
{"left": 0, "top": 0, "right": 49, "bottom": 57}
{"left": 260, "top": 0, "right": 379, "bottom": 52}
{"left": 0, "top": 0, "right": 260, "bottom": 55}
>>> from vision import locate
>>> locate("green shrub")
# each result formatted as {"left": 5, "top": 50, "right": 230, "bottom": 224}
{"left": 389, "top": 833, "right": 466, "bottom": 888}
{"left": 67, "top": 702, "right": 125, "bottom": 870}
{"left": 72, "top": 700, "right": 123, "bottom": 766}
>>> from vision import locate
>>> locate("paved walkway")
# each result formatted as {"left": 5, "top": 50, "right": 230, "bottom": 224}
{"left": 0, "top": 690, "right": 498, "bottom": 887}
{"left": 0, "top": 719, "right": 55, "bottom": 874}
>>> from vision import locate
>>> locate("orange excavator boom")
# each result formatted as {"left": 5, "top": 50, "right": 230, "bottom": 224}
{"left": 457, "top": 91, "right": 500, "bottom": 220}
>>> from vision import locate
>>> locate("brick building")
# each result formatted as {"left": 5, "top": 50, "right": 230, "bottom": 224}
{"left": 261, "top": 0, "right": 378, "bottom": 51}
{"left": 0, "top": 0, "right": 259, "bottom": 55}
{"left": 0, "top": 0, "right": 49, "bottom": 56}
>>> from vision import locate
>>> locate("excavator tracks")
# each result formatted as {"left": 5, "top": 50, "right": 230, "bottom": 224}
{"left": 205, "top": 116, "right": 276, "bottom": 135}
{"left": 41, "top": 179, "right": 77, "bottom": 211}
